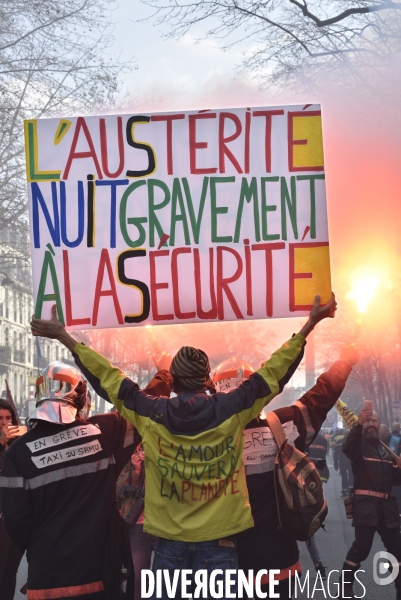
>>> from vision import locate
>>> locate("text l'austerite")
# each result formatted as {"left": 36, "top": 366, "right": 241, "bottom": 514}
{"left": 26, "top": 106, "right": 331, "bottom": 329}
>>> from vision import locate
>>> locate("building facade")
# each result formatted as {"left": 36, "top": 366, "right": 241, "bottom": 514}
{"left": 0, "top": 273, "right": 75, "bottom": 416}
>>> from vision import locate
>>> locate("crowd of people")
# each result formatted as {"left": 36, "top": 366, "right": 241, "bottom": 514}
{"left": 0, "top": 294, "right": 401, "bottom": 599}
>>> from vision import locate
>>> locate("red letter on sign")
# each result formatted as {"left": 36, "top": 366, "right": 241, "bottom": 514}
{"left": 252, "top": 110, "right": 284, "bottom": 173}
{"left": 151, "top": 114, "right": 185, "bottom": 175}
{"left": 218, "top": 112, "right": 243, "bottom": 174}
{"left": 194, "top": 248, "right": 218, "bottom": 320}
{"left": 251, "top": 243, "right": 285, "bottom": 317}
{"left": 99, "top": 117, "right": 124, "bottom": 178}
{"left": 171, "top": 248, "right": 196, "bottom": 320}
{"left": 92, "top": 249, "right": 124, "bottom": 326}
{"left": 63, "top": 250, "right": 91, "bottom": 326}
{"left": 63, "top": 117, "right": 103, "bottom": 180}
{"left": 149, "top": 250, "right": 174, "bottom": 321}
{"left": 216, "top": 246, "right": 244, "bottom": 320}
{"left": 189, "top": 113, "right": 218, "bottom": 174}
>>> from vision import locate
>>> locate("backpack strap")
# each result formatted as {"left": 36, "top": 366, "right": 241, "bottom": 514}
{"left": 265, "top": 412, "right": 287, "bottom": 450}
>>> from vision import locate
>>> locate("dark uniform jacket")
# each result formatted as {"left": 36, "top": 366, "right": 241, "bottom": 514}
{"left": 343, "top": 423, "right": 401, "bottom": 528}
{"left": 0, "top": 372, "right": 171, "bottom": 598}
{"left": 236, "top": 360, "right": 352, "bottom": 575}
{"left": 0, "top": 413, "right": 138, "bottom": 595}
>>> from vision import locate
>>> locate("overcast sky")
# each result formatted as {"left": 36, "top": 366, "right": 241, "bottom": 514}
{"left": 112, "top": 0, "right": 275, "bottom": 112}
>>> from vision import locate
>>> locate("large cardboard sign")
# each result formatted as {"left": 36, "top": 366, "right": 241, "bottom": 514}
{"left": 25, "top": 105, "right": 331, "bottom": 329}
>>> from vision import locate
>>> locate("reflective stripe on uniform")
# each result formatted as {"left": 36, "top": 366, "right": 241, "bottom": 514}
{"left": 257, "top": 561, "right": 302, "bottom": 583}
{"left": 27, "top": 580, "right": 104, "bottom": 599}
{"left": 345, "top": 559, "right": 359, "bottom": 567}
{"left": 363, "top": 457, "right": 393, "bottom": 465}
{"left": 294, "top": 401, "right": 314, "bottom": 445}
{"left": 0, "top": 456, "right": 116, "bottom": 490}
{"left": 0, "top": 476, "right": 29, "bottom": 489}
{"left": 28, "top": 456, "right": 116, "bottom": 489}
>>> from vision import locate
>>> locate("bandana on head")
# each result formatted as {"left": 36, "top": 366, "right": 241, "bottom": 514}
{"left": 170, "top": 346, "right": 212, "bottom": 391}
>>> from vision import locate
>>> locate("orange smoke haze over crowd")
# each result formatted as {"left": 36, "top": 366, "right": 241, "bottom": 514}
{"left": 82, "top": 73, "right": 401, "bottom": 384}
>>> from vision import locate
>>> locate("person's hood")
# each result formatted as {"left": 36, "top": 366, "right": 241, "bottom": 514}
{"left": 29, "top": 400, "right": 77, "bottom": 425}
{"left": 167, "top": 390, "right": 217, "bottom": 433}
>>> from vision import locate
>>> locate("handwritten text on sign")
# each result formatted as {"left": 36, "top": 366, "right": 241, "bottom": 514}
{"left": 25, "top": 105, "right": 331, "bottom": 329}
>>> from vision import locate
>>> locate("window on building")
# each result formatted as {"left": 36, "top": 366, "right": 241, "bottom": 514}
{"left": 5, "top": 289, "right": 9, "bottom": 319}
{"left": 13, "top": 293, "right": 17, "bottom": 322}
{"left": 28, "top": 339, "right": 31, "bottom": 363}
{"left": 13, "top": 373, "right": 17, "bottom": 403}
{"left": 0, "top": 303, "right": 3, "bottom": 317}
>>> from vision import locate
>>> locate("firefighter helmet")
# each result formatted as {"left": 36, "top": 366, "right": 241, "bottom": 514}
{"left": 32, "top": 361, "right": 90, "bottom": 423}
{"left": 212, "top": 356, "right": 255, "bottom": 393}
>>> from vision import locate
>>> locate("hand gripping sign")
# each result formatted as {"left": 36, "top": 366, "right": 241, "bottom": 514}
{"left": 25, "top": 105, "right": 331, "bottom": 330}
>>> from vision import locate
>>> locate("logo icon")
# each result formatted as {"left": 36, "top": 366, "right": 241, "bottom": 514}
{"left": 373, "top": 551, "right": 399, "bottom": 585}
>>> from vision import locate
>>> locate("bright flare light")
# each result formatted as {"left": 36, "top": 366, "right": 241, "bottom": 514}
{"left": 347, "top": 274, "right": 380, "bottom": 313}
{"left": 145, "top": 323, "right": 160, "bottom": 355}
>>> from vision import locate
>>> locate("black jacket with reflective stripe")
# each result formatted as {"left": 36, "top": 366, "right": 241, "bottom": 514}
{"left": 0, "top": 412, "right": 139, "bottom": 591}
{"left": 343, "top": 423, "right": 401, "bottom": 528}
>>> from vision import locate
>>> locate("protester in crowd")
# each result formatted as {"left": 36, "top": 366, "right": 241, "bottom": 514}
{"left": 117, "top": 443, "right": 158, "bottom": 600}
{"left": 340, "top": 408, "right": 401, "bottom": 599}
{"left": 324, "top": 431, "right": 332, "bottom": 456}
{"left": 390, "top": 422, "right": 401, "bottom": 455}
{"left": 380, "top": 423, "right": 391, "bottom": 445}
{"left": 392, "top": 422, "right": 401, "bottom": 437}
{"left": 0, "top": 400, "right": 24, "bottom": 600}
{"left": 117, "top": 352, "right": 172, "bottom": 600}
{"left": 29, "top": 294, "right": 336, "bottom": 599}
{"left": 333, "top": 428, "right": 353, "bottom": 497}
{"left": 0, "top": 361, "right": 171, "bottom": 600}
{"left": 212, "top": 343, "right": 358, "bottom": 599}
{"left": 118, "top": 353, "right": 172, "bottom": 600}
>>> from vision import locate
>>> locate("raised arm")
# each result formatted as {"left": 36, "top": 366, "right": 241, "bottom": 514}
{"left": 31, "top": 306, "right": 169, "bottom": 435}
{"left": 293, "top": 343, "right": 359, "bottom": 448}
{"left": 343, "top": 419, "right": 364, "bottom": 462}
{"left": 237, "top": 294, "right": 338, "bottom": 425}
{"left": 298, "top": 292, "right": 337, "bottom": 338}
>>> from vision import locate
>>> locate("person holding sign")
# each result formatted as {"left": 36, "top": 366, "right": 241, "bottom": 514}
{"left": 29, "top": 294, "right": 336, "bottom": 599}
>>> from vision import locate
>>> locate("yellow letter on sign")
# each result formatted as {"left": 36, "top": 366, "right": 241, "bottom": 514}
{"left": 289, "top": 242, "right": 331, "bottom": 311}
{"left": 288, "top": 111, "right": 324, "bottom": 172}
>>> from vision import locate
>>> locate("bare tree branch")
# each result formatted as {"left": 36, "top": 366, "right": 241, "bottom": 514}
{"left": 289, "top": 0, "right": 401, "bottom": 28}
{"left": 0, "top": 0, "right": 92, "bottom": 52}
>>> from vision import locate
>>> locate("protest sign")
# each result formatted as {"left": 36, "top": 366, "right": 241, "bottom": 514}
{"left": 25, "top": 104, "right": 331, "bottom": 329}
